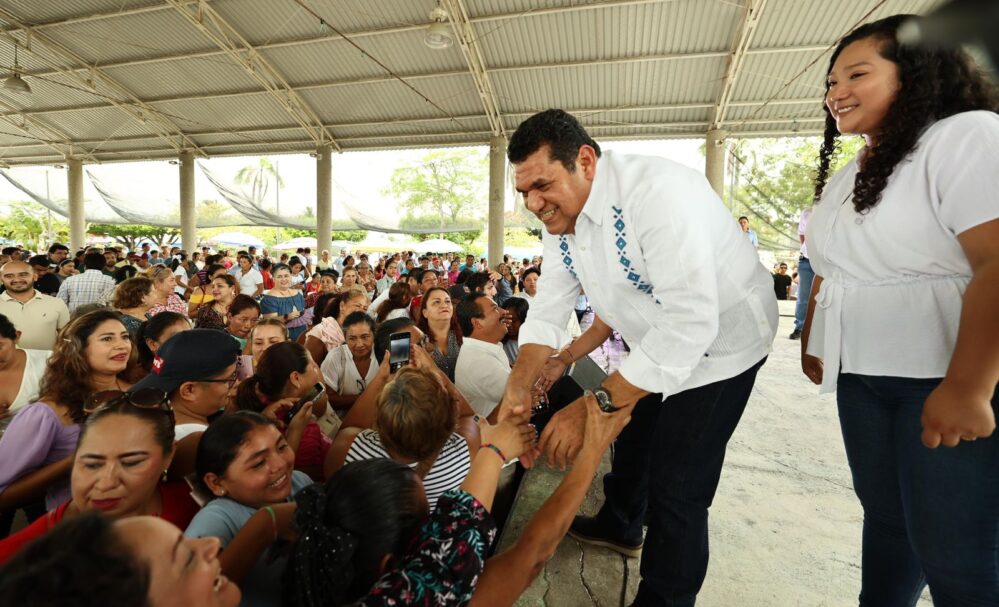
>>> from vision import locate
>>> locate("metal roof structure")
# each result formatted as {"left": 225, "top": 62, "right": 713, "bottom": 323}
{"left": 0, "top": 0, "right": 944, "bottom": 166}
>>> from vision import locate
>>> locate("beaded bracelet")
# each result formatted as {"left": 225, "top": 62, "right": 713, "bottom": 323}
{"left": 481, "top": 443, "right": 507, "bottom": 463}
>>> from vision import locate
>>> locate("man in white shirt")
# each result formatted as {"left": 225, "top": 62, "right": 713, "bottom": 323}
{"left": 0, "top": 261, "right": 70, "bottom": 350}
{"left": 454, "top": 294, "right": 511, "bottom": 419}
{"left": 499, "top": 110, "right": 778, "bottom": 606}
{"left": 232, "top": 254, "right": 264, "bottom": 298}
{"left": 333, "top": 250, "right": 347, "bottom": 273}
{"left": 515, "top": 267, "right": 581, "bottom": 338}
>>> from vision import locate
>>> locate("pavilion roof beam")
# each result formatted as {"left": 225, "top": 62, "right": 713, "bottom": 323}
{"left": 0, "top": 9, "right": 206, "bottom": 158}
{"left": 164, "top": 0, "right": 339, "bottom": 151}
{"left": 6, "top": 46, "right": 829, "bottom": 119}
{"left": 442, "top": 0, "right": 505, "bottom": 137}
{"left": 711, "top": 0, "right": 769, "bottom": 131}
{"left": 0, "top": 105, "right": 97, "bottom": 163}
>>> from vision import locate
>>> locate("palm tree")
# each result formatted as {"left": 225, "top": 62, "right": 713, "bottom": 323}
{"left": 234, "top": 157, "right": 283, "bottom": 206}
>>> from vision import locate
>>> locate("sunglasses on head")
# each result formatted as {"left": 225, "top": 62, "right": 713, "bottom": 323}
{"left": 84, "top": 388, "right": 173, "bottom": 416}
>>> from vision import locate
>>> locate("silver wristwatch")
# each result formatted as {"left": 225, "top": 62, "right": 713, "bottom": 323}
{"left": 592, "top": 387, "right": 619, "bottom": 413}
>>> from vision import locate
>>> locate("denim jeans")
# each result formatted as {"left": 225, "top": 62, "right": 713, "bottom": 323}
{"left": 837, "top": 374, "right": 999, "bottom": 607}
{"left": 794, "top": 255, "right": 814, "bottom": 331}
{"left": 594, "top": 357, "right": 767, "bottom": 607}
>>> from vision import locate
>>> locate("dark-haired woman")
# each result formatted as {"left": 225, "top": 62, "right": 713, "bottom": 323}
{"left": 285, "top": 411, "right": 536, "bottom": 607}
{"left": 0, "top": 513, "right": 241, "bottom": 607}
{"left": 801, "top": 15, "right": 999, "bottom": 605}
{"left": 0, "top": 314, "right": 48, "bottom": 430}
{"left": 302, "top": 288, "right": 368, "bottom": 367}
{"left": 186, "top": 411, "right": 313, "bottom": 607}
{"left": 196, "top": 274, "right": 238, "bottom": 332}
{"left": 0, "top": 311, "right": 135, "bottom": 513}
{"left": 236, "top": 342, "right": 331, "bottom": 480}
{"left": 418, "top": 286, "right": 462, "bottom": 381}
{"left": 319, "top": 312, "right": 378, "bottom": 414}
{"left": 375, "top": 281, "right": 411, "bottom": 322}
{"left": 188, "top": 262, "right": 228, "bottom": 318}
{"left": 0, "top": 390, "right": 199, "bottom": 564}
{"left": 304, "top": 271, "right": 337, "bottom": 310}
{"left": 260, "top": 264, "right": 308, "bottom": 341}
{"left": 136, "top": 312, "right": 192, "bottom": 373}
{"left": 226, "top": 294, "right": 260, "bottom": 350}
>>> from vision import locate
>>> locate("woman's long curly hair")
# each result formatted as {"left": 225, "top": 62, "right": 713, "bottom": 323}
{"left": 814, "top": 14, "right": 999, "bottom": 213}
{"left": 37, "top": 310, "right": 137, "bottom": 423}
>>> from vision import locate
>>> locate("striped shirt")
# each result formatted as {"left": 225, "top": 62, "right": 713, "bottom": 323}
{"left": 344, "top": 429, "right": 471, "bottom": 507}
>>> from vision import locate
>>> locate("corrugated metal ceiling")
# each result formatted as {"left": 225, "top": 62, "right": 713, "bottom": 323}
{"left": 0, "top": 0, "right": 949, "bottom": 165}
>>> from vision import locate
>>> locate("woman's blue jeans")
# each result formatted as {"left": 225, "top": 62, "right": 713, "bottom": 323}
{"left": 837, "top": 373, "right": 999, "bottom": 607}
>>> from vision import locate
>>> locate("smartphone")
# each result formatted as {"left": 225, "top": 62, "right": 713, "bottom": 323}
{"left": 235, "top": 355, "right": 254, "bottom": 381}
{"left": 389, "top": 332, "right": 411, "bottom": 372}
{"left": 288, "top": 382, "right": 324, "bottom": 420}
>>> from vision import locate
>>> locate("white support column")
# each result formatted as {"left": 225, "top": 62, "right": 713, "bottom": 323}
{"left": 67, "top": 158, "right": 85, "bottom": 252}
{"left": 179, "top": 150, "right": 196, "bottom": 253}
{"left": 316, "top": 144, "right": 333, "bottom": 258}
{"left": 705, "top": 129, "right": 727, "bottom": 200}
{"left": 487, "top": 136, "right": 506, "bottom": 269}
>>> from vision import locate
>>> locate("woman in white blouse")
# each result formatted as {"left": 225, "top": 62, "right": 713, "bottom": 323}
{"left": 800, "top": 15, "right": 999, "bottom": 605}
{"left": 0, "top": 314, "right": 48, "bottom": 434}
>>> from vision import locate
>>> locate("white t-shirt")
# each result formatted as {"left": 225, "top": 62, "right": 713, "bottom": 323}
{"left": 235, "top": 268, "right": 263, "bottom": 296}
{"left": 175, "top": 423, "right": 208, "bottom": 442}
{"left": 798, "top": 207, "right": 813, "bottom": 259}
{"left": 455, "top": 337, "right": 510, "bottom": 418}
{"left": 173, "top": 265, "right": 188, "bottom": 296}
{"left": 805, "top": 111, "right": 999, "bottom": 393}
{"left": 320, "top": 345, "right": 379, "bottom": 396}
{"left": 10, "top": 349, "right": 50, "bottom": 412}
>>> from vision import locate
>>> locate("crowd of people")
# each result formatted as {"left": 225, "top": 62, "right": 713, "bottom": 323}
{"left": 0, "top": 13, "right": 996, "bottom": 607}
{"left": 0, "top": 226, "right": 604, "bottom": 606}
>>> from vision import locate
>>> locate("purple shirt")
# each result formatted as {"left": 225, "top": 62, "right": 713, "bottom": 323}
{"left": 0, "top": 402, "right": 80, "bottom": 509}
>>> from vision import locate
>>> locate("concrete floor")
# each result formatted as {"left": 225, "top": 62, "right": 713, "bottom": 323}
{"left": 499, "top": 301, "right": 933, "bottom": 607}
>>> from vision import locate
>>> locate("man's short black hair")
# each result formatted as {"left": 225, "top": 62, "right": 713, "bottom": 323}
{"left": 508, "top": 109, "right": 601, "bottom": 172}
{"left": 27, "top": 254, "right": 50, "bottom": 268}
{"left": 456, "top": 293, "right": 488, "bottom": 337}
{"left": 47, "top": 243, "right": 69, "bottom": 254}
{"left": 501, "top": 296, "right": 529, "bottom": 322}
{"left": 83, "top": 252, "right": 106, "bottom": 270}
{"left": 408, "top": 268, "right": 425, "bottom": 284}
{"left": 738, "top": 216, "right": 749, "bottom": 222}
{"left": 521, "top": 267, "right": 540, "bottom": 281}
{"left": 466, "top": 272, "right": 492, "bottom": 293}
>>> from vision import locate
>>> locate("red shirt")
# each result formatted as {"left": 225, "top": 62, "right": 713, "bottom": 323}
{"left": 0, "top": 482, "right": 200, "bottom": 565}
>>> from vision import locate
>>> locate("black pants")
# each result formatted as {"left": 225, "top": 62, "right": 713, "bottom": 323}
{"left": 595, "top": 357, "right": 767, "bottom": 607}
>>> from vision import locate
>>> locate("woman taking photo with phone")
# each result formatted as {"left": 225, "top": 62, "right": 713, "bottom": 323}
{"left": 801, "top": 15, "right": 999, "bottom": 604}
{"left": 236, "top": 342, "right": 331, "bottom": 480}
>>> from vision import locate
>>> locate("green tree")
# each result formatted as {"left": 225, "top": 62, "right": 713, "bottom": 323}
{"left": 89, "top": 224, "right": 180, "bottom": 250}
{"left": 235, "top": 157, "right": 283, "bottom": 205}
{"left": 728, "top": 136, "right": 864, "bottom": 250}
{"left": 386, "top": 149, "right": 488, "bottom": 232}
{"left": 0, "top": 201, "right": 70, "bottom": 250}
{"left": 195, "top": 199, "right": 233, "bottom": 225}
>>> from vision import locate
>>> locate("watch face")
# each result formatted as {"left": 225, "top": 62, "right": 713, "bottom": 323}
{"left": 594, "top": 388, "right": 616, "bottom": 412}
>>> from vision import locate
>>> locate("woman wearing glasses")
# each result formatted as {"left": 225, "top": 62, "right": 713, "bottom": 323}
{"left": 319, "top": 312, "right": 378, "bottom": 415}
{"left": 0, "top": 389, "right": 199, "bottom": 564}
{"left": 129, "top": 329, "right": 242, "bottom": 444}
{"left": 236, "top": 342, "right": 331, "bottom": 481}
{"left": 0, "top": 310, "right": 136, "bottom": 515}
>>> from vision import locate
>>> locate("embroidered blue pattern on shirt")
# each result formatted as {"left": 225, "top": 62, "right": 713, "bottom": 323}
{"left": 612, "top": 205, "right": 660, "bottom": 303}
{"left": 558, "top": 236, "right": 578, "bottom": 280}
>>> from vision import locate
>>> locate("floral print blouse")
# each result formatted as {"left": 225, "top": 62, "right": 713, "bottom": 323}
{"left": 360, "top": 489, "right": 495, "bottom": 606}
